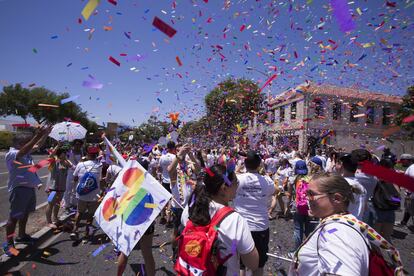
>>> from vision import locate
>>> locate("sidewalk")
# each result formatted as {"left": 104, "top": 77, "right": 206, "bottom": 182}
{"left": 0, "top": 206, "right": 74, "bottom": 273}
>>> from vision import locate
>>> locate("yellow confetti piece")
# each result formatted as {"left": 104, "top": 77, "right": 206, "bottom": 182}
{"left": 38, "top": 103, "right": 59, "bottom": 108}
{"left": 43, "top": 251, "right": 51, "bottom": 256}
{"left": 144, "top": 203, "right": 158, "bottom": 209}
{"left": 191, "top": 80, "right": 196, "bottom": 83}
{"left": 353, "top": 114, "right": 366, "bottom": 118}
{"left": 81, "top": 0, "right": 100, "bottom": 21}
{"left": 362, "top": 42, "right": 375, "bottom": 48}
{"left": 356, "top": 8, "right": 362, "bottom": 15}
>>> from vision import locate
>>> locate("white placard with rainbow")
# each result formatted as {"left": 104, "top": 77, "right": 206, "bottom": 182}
{"left": 95, "top": 160, "right": 172, "bottom": 256}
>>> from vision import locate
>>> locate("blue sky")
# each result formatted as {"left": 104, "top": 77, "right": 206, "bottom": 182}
{"left": 0, "top": 0, "right": 413, "bottom": 127}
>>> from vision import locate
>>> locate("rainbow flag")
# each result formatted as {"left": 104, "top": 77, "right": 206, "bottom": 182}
{"left": 103, "top": 136, "right": 127, "bottom": 167}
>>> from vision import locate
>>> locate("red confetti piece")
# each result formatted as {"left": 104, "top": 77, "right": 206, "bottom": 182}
{"left": 109, "top": 56, "right": 121, "bottom": 66}
{"left": 203, "top": 0, "right": 208, "bottom": 2}
{"left": 119, "top": 53, "right": 127, "bottom": 56}
{"left": 258, "top": 74, "right": 277, "bottom": 93}
{"left": 78, "top": 18, "right": 82, "bottom": 24}
{"left": 204, "top": 167, "right": 215, "bottom": 177}
{"left": 28, "top": 158, "right": 54, "bottom": 173}
{"left": 108, "top": 0, "right": 117, "bottom": 5}
{"left": 402, "top": 115, "right": 414, "bottom": 124}
{"left": 176, "top": 56, "right": 183, "bottom": 66}
{"left": 240, "top": 24, "right": 246, "bottom": 32}
{"left": 11, "top": 123, "right": 30, "bottom": 128}
{"left": 360, "top": 161, "right": 414, "bottom": 192}
{"left": 152, "top": 16, "right": 177, "bottom": 38}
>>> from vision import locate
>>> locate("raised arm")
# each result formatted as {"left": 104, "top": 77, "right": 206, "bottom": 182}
{"left": 17, "top": 125, "right": 52, "bottom": 159}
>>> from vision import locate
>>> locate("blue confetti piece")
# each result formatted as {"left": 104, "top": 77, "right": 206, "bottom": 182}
{"left": 357, "top": 54, "right": 367, "bottom": 62}
{"left": 157, "top": 98, "right": 162, "bottom": 104}
{"left": 116, "top": 12, "right": 122, "bottom": 15}
{"left": 310, "top": 65, "right": 318, "bottom": 72}
{"left": 51, "top": 35, "right": 58, "bottom": 39}
{"left": 124, "top": 32, "right": 131, "bottom": 39}
{"left": 144, "top": 9, "right": 150, "bottom": 13}
{"left": 61, "top": 95, "right": 80, "bottom": 104}
{"left": 48, "top": 191, "right": 56, "bottom": 203}
{"left": 327, "top": 228, "right": 338, "bottom": 234}
{"left": 66, "top": 63, "right": 72, "bottom": 67}
{"left": 92, "top": 244, "right": 109, "bottom": 257}
{"left": 81, "top": 67, "right": 89, "bottom": 70}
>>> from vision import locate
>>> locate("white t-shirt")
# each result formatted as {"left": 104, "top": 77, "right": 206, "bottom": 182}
{"left": 73, "top": 160, "right": 102, "bottom": 202}
{"left": 234, "top": 172, "right": 275, "bottom": 231}
{"left": 106, "top": 164, "right": 122, "bottom": 185}
{"left": 181, "top": 201, "right": 255, "bottom": 276}
{"left": 405, "top": 164, "right": 414, "bottom": 198}
{"left": 277, "top": 167, "right": 294, "bottom": 189}
{"left": 355, "top": 172, "right": 377, "bottom": 200}
{"left": 292, "top": 217, "right": 369, "bottom": 276}
{"left": 159, "top": 152, "right": 175, "bottom": 184}
{"left": 264, "top": 157, "right": 278, "bottom": 174}
{"left": 405, "top": 163, "right": 414, "bottom": 178}
{"left": 345, "top": 177, "right": 367, "bottom": 220}
{"left": 206, "top": 154, "right": 215, "bottom": 168}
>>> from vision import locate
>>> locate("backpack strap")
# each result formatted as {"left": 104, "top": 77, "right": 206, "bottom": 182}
{"left": 322, "top": 214, "right": 404, "bottom": 274}
{"left": 210, "top": 206, "right": 234, "bottom": 229}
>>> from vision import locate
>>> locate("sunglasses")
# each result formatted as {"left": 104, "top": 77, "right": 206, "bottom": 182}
{"left": 305, "top": 190, "right": 330, "bottom": 201}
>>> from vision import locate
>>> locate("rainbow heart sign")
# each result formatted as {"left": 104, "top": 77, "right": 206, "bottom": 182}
{"left": 95, "top": 160, "right": 171, "bottom": 256}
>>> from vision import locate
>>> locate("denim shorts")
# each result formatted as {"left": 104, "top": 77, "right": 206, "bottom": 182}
{"left": 9, "top": 187, "right": 36, "bottom": 219}
{"left": 374, "top": 208, "right": 395, "bottom": 223}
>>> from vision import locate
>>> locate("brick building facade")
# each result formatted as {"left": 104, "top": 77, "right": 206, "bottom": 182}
{"left": 247, "top": 83, "right": 413, "bottom": 156}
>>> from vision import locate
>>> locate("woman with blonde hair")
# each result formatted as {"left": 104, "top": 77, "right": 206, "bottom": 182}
{"left": 290, "top": 174, "right": 403, "bottom": 276}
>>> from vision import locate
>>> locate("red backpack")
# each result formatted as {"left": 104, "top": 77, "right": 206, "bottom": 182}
{"left": 175, "top": 206, "right": 234, "bottom": 276}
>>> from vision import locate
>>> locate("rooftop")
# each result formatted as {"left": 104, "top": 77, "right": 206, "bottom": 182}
{"left": 269, "top": 83, "right": 402, "bottom": 106}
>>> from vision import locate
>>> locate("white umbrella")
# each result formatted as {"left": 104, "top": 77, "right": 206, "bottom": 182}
{"left": 49, "top": 122, "right": 87, "bottom": 142}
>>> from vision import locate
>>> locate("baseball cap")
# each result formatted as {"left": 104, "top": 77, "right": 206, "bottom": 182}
{"left": 400, "top": 154, "right": 414, "bottom": 160}
{"left": 310, "top": 156, "right": 323, "bottom": 168}
{"left": 295, "top": 160, "right": 308, "bottom": 175}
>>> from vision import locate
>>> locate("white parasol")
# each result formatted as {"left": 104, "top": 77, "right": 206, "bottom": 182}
{"left": 49, "top": 122, "right": 87, "bottom": 142}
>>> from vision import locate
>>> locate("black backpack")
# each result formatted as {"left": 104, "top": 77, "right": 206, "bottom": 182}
{"left": 372, "top": 181, "right": 401, "bottom": 211}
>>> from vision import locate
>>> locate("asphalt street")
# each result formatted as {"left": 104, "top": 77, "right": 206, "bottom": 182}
{"left": 0, "top": 153, "right": 50, "bottom": 223}
{"left": 3, "top": 213, "right": 413, "bottom": 275}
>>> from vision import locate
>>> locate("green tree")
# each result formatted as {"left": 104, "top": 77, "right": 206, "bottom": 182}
{"left": 395, "top": 86, "right": 414, "bottom": 138}
{"left": 129, "top": 115, "right": 169, "bottom": 144}
{"left": 0, "top": 84, "right": 31, "bottom": 123}
{"left": 0, "top": 84, "right": 98, "bottom": 132}
{"left": 204, "top": 78, "right": 264, "bottom": 144}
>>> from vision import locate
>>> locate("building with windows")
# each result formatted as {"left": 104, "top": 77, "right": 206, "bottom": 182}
{"left": 247, "top": 82, "right": 412, "bottom": 156}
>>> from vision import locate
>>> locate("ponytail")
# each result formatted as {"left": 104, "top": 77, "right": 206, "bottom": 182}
{"left": 188, "top": 164, "right": 236, "bottom": 226}
{"left": 188, "top": 184, "right": 211, "bottom": 226}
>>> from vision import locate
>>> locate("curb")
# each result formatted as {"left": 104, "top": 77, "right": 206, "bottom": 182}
{"left": 0, "top": 212, "right": 74, "bottom": 273}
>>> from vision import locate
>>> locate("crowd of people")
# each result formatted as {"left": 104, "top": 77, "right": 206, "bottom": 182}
{"left": 3, "top": 126, "right": 413, "bottom": 275}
